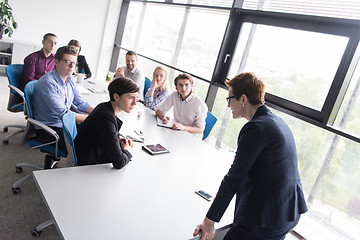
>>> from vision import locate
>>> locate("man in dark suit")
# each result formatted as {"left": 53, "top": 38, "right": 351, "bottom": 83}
{"left": 194, "top": 72, "right": 308, "bottom": 240}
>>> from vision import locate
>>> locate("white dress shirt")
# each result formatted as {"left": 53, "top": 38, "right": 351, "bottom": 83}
{"left": 157, "top": 91, "right": 208, "bottom": 138}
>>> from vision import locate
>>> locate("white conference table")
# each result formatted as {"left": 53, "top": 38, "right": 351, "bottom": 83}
{"left": 76, "top": 78, "right": 110, "bottom": 106}
{"left": 32, "top": 81, "right": 235, "bottom": 240}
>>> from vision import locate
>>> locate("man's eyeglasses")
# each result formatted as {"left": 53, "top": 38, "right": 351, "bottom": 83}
{"left": 226, "top": 96, "right": 236, "bottom": 104}
{"left": 61, "top": 59, "right": 77, "bottom": 67}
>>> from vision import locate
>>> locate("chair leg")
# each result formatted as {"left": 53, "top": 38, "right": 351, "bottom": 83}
{"left": 12, "top": 154, "right": 60, "bottom": 195}
{"left": 2, "top": 125, "right": 26, "bottom": 145}
{"left": 12, "top": 174, "right": 32, "bottom": 195}
{"left": 32, "top": 219, "right": 55, "bottom": 237}
{"left": 15, "top": 162, "right": 43, "bottom": 171}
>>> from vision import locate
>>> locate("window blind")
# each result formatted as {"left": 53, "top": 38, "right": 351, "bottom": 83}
{"left": 173, "top": 0, "right": 234, "bottom": 8}
{"left": 242, "top": 0, "right": 360, "bottom": 20}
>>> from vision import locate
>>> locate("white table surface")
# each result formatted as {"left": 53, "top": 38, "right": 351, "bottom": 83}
{"left": 76, "top": 78, "right": 110, "bottom": 106}
{"left": 33, "top": 90, "right": 235, "bottom": 240}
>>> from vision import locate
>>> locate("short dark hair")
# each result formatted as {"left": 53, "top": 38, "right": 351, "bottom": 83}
{"left": 68, "top": 39, "right": 82, "bottom": 53}
{"left": 43, "top": 33, "right": 57, "bottom": 41}
{"left": 54, "top": 46, "right": 77, "bottom": 61}
{"left": 174, "top": 73, "right": 193, "bottom": 86}
{"left": 126, "top": 51, "right": 138, "bottom": 59}
{"left": 108, "top": 77, "right": 139, "bottom": 101}
{"left": 225, "top": 72, "right": 265, "bottom": 105}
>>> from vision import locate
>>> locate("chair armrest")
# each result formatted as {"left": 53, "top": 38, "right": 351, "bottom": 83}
{"left": 27, "top": 118, "right": 59, "bottom": 141}
{"left": 27, "top": 118, "right": 62, "bottom": 158}
{"left": 8, "top": 84, "right": 24, "bottom": 98}
{"left": 71, "top": 103, "right": 87, "bottom": 114}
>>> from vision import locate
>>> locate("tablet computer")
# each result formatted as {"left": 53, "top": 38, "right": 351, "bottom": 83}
{"left": 142, "top": 144, "right": 170, "bottom": 155}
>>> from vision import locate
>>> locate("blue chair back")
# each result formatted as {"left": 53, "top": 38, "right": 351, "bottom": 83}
{"left": 6, "top": 64, "right": 24, "bottom": 90}
{"left": 62, "top": 112, "right": 78, "bottom": 166}
{"left": 203, "top": 111, "right": 217, "bottom": 140}
{"left": 24, "top": 80, "right": 67, "bottom": 158}
{"left": 24, "top": 80, "right": 38, "bottom": 119}
{"left": 6, "top": 64, "right": 24, "bottom": 112}
{"left": 144, "top": 77, "right": 151, "bottom": 99}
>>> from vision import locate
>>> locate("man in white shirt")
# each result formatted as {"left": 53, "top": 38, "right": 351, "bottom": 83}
{"left": 114, "top": 51, "right": 145, "bottom": 100}
{"left": 156, "top": 73, "right": 208, "bottom": 138}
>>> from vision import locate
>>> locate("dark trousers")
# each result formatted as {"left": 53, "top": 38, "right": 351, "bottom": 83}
{"left": 36, "top": 126, "right": 67, "bottom": 153}
{"left": 224, "top": 215, "right": 300, "bottom": 240}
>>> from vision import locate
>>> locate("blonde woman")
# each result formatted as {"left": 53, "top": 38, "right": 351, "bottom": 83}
{"left": 144, "top": 66, "right": 170, "bottom": 110}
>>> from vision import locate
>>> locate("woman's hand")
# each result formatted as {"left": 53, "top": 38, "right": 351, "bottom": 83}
{"left": 119, "top": 137, "right": 133, "bottom": 150}
{"left": 150, "top": 78, "right": 161, "bottom": 90}
{"left": 193, "top": 217, "right": 215, "bottom": 240}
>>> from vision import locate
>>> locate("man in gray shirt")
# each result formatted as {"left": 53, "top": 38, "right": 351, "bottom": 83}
{"left": 114, "top": 51, "right": 145, "bottom": 100}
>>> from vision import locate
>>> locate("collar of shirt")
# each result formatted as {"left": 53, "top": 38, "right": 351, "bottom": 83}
{"left": 40, "top": 49, "right": 55, "bottom": 60}
{"left": 127, "top": 65, "right": 138, "bottom": 74}
{"left": 177, "top": 92, "right": 193, "bottom": 102}
{"left": 51, "top": 69, "right": 74, "bottom": 85}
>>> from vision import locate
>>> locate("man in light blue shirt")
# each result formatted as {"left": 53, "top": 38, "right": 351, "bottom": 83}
{"left": 32, "top": 46, "right": 94, "bottom": 159}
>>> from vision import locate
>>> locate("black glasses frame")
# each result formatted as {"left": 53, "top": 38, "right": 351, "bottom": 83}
{"left": 61, "top": 59, "right": 77, "bottom": 67}
{"left": 226, "top": 95, "right": 236, "bottom": 104}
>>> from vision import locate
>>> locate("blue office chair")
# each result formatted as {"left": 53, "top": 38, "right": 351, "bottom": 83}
{"left": 203, "top": 111, "right": 217, "bottom": 140}
{"left": 3, "top": 64, "right": 26, "bottom": 145}
{"left": 12, "top": 80, "right": 67, "bottom": 195}
{"left": 143, "top": 77, "right": 151, "bottom": 99}
{"left": 31, "top": 112, "right": 78, "bottom": 237}
{"left": 62, "top": 112, "right": 78, "bottom": 167}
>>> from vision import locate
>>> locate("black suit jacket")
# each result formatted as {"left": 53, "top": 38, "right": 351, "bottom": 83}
{"left": 76, "top": 55, "right": 92, "bottom": 79}
{"left": 207, "top": 105, "right": 307, "bottom": 227}
{"left": 74, "top": 101, "right": 132, "bottom": 169}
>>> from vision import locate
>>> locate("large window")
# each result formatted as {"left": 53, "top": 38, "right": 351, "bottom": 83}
{"left": 122, "top": 3, "right": 184, "bottom": 63}
{"left": 228, "top": 23, "right": 348, "bottom": 111}
{"left": 120, "top": 2, "right": 229, "bottom": 84}
{"left": 275, "top": 109, "right": 360, "bottom": 240}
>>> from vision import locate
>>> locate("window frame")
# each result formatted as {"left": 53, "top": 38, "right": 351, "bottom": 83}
{"left": 211, "top": 9, "right": 360, "bottom": 142}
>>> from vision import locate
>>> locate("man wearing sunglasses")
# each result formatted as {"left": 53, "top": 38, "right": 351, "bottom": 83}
{"left": 32, "top": 46, "right": 94, "bottom": 167}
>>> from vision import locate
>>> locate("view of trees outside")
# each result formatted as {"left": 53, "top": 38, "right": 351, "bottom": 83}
{"left": 334, "top": 59, "right": 360, "bottom": 137}
{"left": 119, "top": 1, "right": 360, "bottom": 239}
{"left": 122, "top": 3, "right": 228, "bottom": 83}
{"left": 228, "top": 23, "right": 348, "bottom": 111}
{"left": 174, "top": 8, "right": 228, "bottom": 80}
{"left": 274, "top": 110, "right": 360, "bottom": 239}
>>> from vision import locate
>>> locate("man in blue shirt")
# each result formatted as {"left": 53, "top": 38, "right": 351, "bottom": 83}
{"left": 32, "top": 46, "right": 94, "bottom": 163}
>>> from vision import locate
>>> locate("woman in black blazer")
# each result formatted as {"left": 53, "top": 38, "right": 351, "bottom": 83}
{"left": 194, "top": 72, "right": 308, "bottom": 240}
{"left": 68, "top": 39, "right": 92, "bottom": 79}
{"left": 74, "top": 77, "right": 139, "bottom": 169}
